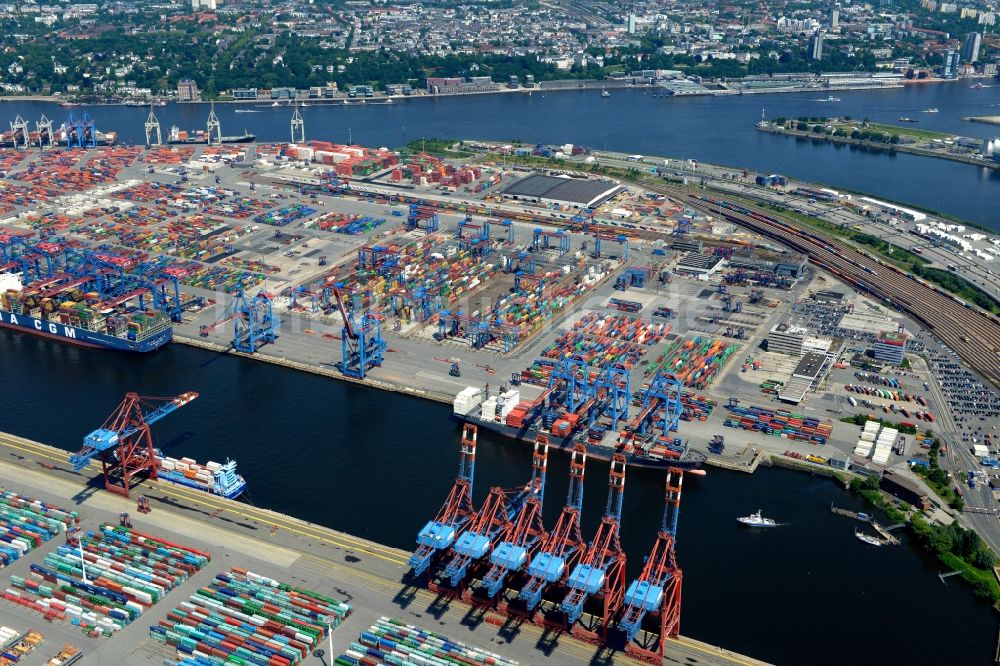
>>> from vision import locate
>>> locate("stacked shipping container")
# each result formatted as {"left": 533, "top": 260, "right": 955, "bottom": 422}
{"left": 723, "top": 404, "right": 833, "bottom": 445}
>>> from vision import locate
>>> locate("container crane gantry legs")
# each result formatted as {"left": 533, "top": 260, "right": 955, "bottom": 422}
{"left": 478, "top": 436, "right": 549, "bottom": 599}
{"left": 514, "top": 444, "right": 588, "bottom": 614}
{"left": 409, "top": 425, "right": 478, "bottom": 576}
{"left": 620, "top": 467, "right": 684, "bottom": 663}
{"left": 558, "top": 453, "right": 627, "bottom": 642}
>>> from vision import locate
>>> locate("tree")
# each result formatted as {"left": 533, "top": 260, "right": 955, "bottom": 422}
{"left": 813, "top": 124, "right": 824, "bottom": 133}
{"left": 796, "top": 122, "right": 808, "bottom": 131}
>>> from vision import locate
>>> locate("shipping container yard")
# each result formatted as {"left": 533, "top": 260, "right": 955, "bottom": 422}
{"left": 0, "top": 122, "right": 999, "bottom": 665}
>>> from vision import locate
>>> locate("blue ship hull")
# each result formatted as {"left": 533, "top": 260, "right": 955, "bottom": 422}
{"left": 157, "top": 469, "right": 247, "bottom": 500}
{"left": 0, "top": 309, "right": 171, "bottom": 352}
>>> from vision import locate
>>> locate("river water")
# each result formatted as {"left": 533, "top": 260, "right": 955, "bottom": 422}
{"left": 0, "top": 332, "right": 993, "bottom": 665}
{"left": 3, "top": 80, "right": 998, "bottom": 229}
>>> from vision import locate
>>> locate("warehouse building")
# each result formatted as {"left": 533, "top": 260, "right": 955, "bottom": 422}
{"left": 778, "top": 352, "right": 828, "bottom": 403}
{"left": 880, "top": 470, "right": 931, "bottom": 510}
{"left": 501, "top": 174, "right": 623, "bottom": 209}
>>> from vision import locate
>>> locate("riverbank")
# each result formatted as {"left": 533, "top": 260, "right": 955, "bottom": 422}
{"left": 756, "top": 122, "right": 999, "bottom": 170}
{"left": 964, "top": 116, "right": 1000, "bottom": 126}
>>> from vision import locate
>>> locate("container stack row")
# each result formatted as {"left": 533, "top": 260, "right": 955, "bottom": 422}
{"left": 152, "top": 568, "right": 351, "bottom": 666}
{"left": 252, "top": 204, "right": 317, "bottom": 228}
{"left": 653, "top": 336, "right": 738, "bottom": 390}
{"left": 4, "top": 525, "right": 209, "bottom": 633}
{"left": 0, "top": 490, "right": 78, "bottom": 567}
{"left": 306, "top": 212, "right": 386, "bottom": 235}
{"left": 336, "top": 617, "right": 518, "bottom": 666}
{"left": 723, "top": 404, "right": 833, "bottom": 445}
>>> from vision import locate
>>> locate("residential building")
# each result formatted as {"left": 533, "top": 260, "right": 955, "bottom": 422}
{"left": 809, "top": 32, "right": 824, "bottom": 60}
{"left": 962, "top": 32, "right": 982, "bottom": 63}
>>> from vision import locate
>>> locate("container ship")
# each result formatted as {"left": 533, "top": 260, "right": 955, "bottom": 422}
{"left": 167, "top": 126, "right": 255, "bottom": 145}
{"left": 0, "top": 126, "right": 117, "bottom": 148}
{"left": 154, "top": 450, "right": 247, "bottom": 499}
{"left": 0, "top": 273, "right": 172, "bottom": 352}
{"left": 453, "top": 386, "right": 706, "bottom": 470}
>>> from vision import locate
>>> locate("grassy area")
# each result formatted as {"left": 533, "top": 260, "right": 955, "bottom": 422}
{"left": 840, "top": 415, "right": 918, "bottom": 435}
{"left": 912, "top": 265, "right": 1000, "bottom": 315}
{"left": 863, "top": 122, "right": 952, "bottom": 142}
{"left": 401, "top": 138, "right": 473, "bottom": 158}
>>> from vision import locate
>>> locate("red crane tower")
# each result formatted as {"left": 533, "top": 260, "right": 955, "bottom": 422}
{"left": 69, "top": 392, "right": 199, "bottom": 497}
{"left": 619, "top": 467, "right": 684, "bottom": 663}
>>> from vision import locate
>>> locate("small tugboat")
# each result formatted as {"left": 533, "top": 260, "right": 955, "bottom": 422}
{"left": 737, "top": 510, "right": 777, "bottom": 527}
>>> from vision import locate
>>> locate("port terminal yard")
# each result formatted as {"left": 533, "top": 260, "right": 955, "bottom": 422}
{"left": 0, "top": 429, "right": 769, "bottom": 666}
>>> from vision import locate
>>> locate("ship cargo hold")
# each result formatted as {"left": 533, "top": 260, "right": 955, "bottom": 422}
{"left": 154, "top": 450, "right": 247, "bottom": 499}
{"left": 0, "top": 273, "right": 171, "bottom": 352}
{"left": 453, "top": 385, "right": 706, "bottom": 470}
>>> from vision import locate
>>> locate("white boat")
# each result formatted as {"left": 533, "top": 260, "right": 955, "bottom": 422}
{"left": 737, "top": 510, "right": 777, "bottom": 527}
{"left": 922, "top": 107, "right": 939, "bottom": 113}
{"left": 601, "top": 88, "right": 610, "bottom": 98}
{"left": 821, "top": 95, "right": 841, "bottom": 102}
{"left": 855, "top": 530, "right": 883, "bottom": 546}
{"left": 271, "top": 101, "right": 280, "bottom": 107}
{"left": 234, "top": 109, "right": 259, "bottom": 114}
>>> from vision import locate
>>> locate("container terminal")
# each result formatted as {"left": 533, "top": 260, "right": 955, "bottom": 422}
{"left": 0, "top": 427, "right": 770, "bottom": 666}
{"left": 0, "top": 109, "right": 998, "bottom": 656}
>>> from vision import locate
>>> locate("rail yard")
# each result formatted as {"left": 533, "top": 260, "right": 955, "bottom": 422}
{"left": 0, "top": 113, "right": 998, "bottom": 664}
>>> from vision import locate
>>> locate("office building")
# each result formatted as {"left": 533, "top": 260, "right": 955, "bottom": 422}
{"left": 192, "top": 0, "right": 216, "bottom": 9}
{"left": 871, "top": 330, "right": 909, "bottom": 365}
{"left": 176, "top": 78, "right": 200, "bottom": 103}
{"left": 628, "top": 14, "right": 637, "bottom": 35}
{"left": 962, "top": 32, "right": 982, "bottom": 63}
{"left": 767, "top": 318, "right": 807, "bottom": 356}
{"left": 830, "top": 8, "right": 839, "bottom": 29}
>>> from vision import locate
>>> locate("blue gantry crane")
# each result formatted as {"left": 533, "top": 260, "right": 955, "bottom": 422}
{"left": 532, "top": 228, "right": 570, "bottom": 255}
{"left": 559, "top": 453, "right": 627, "bottom": 638}
{"left": 69, "top": 391, "right": 199, "bottom": 497}
{"left": 619, "top": 467, "right": 684, "bottom": 661}
{"left": 233, "top": 290, "right": 277, "bottom": 353}
{"left": 407, "top": 204, "right": 440, "bottom": 233}
{"left": 479, "top": 435, "right": 549, "bottom": 598}
{"left": 593, "top": 232, "right": 629, "bottom": 260}
{"left": 409, "top": 425, "right": 478, "bottom": 576}
{"left": 622, "top": 370, "right": 683, "bottom": 452}
{"left": 518, "top": 444, "right": 588, "bottom": 611}
{"left": 332, "top": 286, "right": 385, "bottom": 379}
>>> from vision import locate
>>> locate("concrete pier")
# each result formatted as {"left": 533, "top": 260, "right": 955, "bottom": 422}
{"left": 0, "top": 429, "right": 770, "bottom": 666}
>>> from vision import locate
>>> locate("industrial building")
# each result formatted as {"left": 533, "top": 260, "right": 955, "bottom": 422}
{"left": 176, "top": 78, "right": 200, "bottom": 103}
{"left": 779, "top": 351, "right": 828, "bottom": 403}
{"left": 880, "top": 470, "right": 931, "bottom": 510}
{"left": 674, "top": 252, "right": 726, "bottom": 276}
{"left": 728, "top": 251, "right": 807, "bottom": 278}
{"left": 871, "top": 330, "right": 909, "bottom": 366}
{"left": 814, "top": 289, "right": 846, "bottom": 306}
{"left": 501, "top": 174, "right": 622, "bottom": 208}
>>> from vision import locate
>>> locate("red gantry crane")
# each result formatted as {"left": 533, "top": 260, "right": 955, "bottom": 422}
{"left": 619, "top": 467, "right": 685, "bottom": 662}
{"left": 69, "top": 392, "right": 198, "bottom": 497}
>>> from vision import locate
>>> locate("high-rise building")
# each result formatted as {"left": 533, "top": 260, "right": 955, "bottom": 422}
{"left": 962, "top": 32, "right": 982, "bottom": 63}
{"left": 177, "top": 78, "right": 200, "bottom": 102}
{"left": 627, "top": 14, "right": 637, "bottom": 35}
{"left": 809, "top": 32, "right": 824, "bottom": 60}
{"left": 872, "top": 331, "right": 909, "bottom": 366}
{"left": 192, "top": 0, "right": 216, "bottom": 9}
{"left": 830, "top": 7, "right": 840, "bottom": 29}
{"left": 942, "top": 49, "right": 960, "bottom": 78}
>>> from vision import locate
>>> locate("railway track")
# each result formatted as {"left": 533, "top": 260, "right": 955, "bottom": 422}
{"left": 655, "top": 185, "right": 1000, "bottom": 387}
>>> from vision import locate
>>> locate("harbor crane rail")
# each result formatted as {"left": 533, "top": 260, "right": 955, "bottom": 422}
{"left": 620, "top": 468, "right": 684, "bottom": 663}
{"left": 409, "top": 425, "right": 477, "bottom": 576}
{"left": 69, "top": 391, "right": 198, "bottom": 497}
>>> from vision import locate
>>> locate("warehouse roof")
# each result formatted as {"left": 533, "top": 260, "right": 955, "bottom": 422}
{"left": 502, "top": 174, "right": 622, "bottom": 207}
